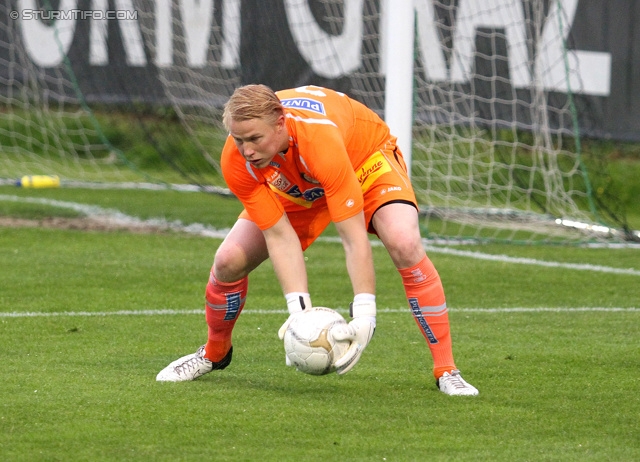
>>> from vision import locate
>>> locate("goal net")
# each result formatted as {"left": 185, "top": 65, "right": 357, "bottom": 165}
{"left": 0, "top": 3, "right": 120, "bottom": 184}
{"left": 409, "top": 0, "right": 617, "bottom": 243}
{"left": 0, "top": 0, "right": 629, "bottom": 243}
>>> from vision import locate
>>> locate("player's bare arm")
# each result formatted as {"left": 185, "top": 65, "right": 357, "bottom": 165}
{"left": 333, "top": 211, "right": 375, "bottom": 296}
{"left": 330, "top": 211, "right": 377, "bottom": 375}
{"left": 262, "top": 213, "right": 309, "bottom": 295}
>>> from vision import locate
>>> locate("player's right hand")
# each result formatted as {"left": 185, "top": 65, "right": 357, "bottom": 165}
{"left": 277, "top": 292, "right": 312, "bottom": 340}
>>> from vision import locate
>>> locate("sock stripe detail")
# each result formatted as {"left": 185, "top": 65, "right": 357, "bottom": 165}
{"left": 205, "top": 292, "right": 246, "bottom": 321}
{"left": 415, "top": 303, "right": 448, "bottom": 316}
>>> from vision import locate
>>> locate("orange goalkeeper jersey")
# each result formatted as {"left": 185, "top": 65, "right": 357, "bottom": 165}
{"left": 221, "top": 85, "right": 397, "bottom": 231}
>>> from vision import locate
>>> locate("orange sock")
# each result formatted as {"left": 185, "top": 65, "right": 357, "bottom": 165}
{"left": 398, "top": 255, "right": 456, "bottom": 379}
{"left": 203, "top": 272, "right": 248, "bottom": 362}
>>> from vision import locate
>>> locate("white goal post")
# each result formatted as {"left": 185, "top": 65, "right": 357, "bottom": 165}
{"left": 382, "top": 0, "right": 415, "bottom": 168}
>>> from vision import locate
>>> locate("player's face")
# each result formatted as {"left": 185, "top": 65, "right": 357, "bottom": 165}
{"left": 229, "top": 116, "right": 288, "bottom": 169}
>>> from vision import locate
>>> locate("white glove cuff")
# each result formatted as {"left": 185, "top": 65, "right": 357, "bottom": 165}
{"left": 351, "top": 293, "right": 376, "bottom": 318}
{"left": 285, "top": 292, "right": 311, "bottom": 314}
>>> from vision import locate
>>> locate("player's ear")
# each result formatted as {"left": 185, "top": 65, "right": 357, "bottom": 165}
{"left": 275, "top": 112, "right": 286, "bottom": 131}
{"left": 274, "top": 112, "right": 286, "bottom": 131}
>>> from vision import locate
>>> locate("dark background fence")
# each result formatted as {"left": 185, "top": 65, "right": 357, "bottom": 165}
{"left": 1, "top": 0, "right": 638, "bottom": 141}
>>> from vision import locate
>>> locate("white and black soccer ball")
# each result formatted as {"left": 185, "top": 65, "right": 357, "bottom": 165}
{"left": 283, "top": 307, "right": 351, "bottom": 375}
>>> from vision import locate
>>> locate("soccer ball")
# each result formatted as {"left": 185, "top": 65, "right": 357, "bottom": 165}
{"left": 283, "top": 307, "right": 351, "bottom": 375}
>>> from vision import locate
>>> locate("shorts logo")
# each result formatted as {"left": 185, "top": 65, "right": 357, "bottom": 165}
{"left": 382, "top": 186, "right": 402, "bottom": 195}
{"left": 281, "top": 98, "right": 326, "bottom": 115}
{"left": 357, "top": 151, "right": 392, "bottom": 192}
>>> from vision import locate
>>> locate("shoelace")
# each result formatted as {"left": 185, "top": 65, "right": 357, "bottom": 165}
{"left": 442, "top": 372, "right": 467, "bottom": 389}
{"left": 175, "top": 352, "right": 210, "bottom": 376}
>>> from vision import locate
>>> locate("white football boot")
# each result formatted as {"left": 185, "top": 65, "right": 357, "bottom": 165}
{"left": 437, "top": 370, "right": 479, "bottom": 396}
{"left": 156, "top": 345, "right": 232, "bottom": 382}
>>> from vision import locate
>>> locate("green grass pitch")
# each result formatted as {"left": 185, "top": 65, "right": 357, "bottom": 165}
{"left": 0, "top": 187, "right": 639, "bottom": 461}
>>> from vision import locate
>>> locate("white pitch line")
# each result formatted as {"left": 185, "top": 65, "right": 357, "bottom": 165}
{"left": 422, "top": 245, "right": 640, "bottom": 276}
{"left": 1, "top": 307, "right": 638, "bottom": 318}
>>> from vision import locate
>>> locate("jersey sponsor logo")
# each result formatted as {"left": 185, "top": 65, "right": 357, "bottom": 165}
{"left": 285, "top": 184, "right": 302, "bottom": 198}
{"left": 269, "top": 172, "right": 292, "bottom": 192}
{"left": 268, "top": 183, "right": 325, "bottom": 208}
{"left": 284, "top": 184, "right": 325, "bottom": 202}
{"left": 280, "top": 98, "right": 326, "bottom": 115}
{"left": 357, "top": 151, "right": 392, "bottom": 192}
{"left": 300, "top": 172, "right": 320, "bottom": 184}
{"left": 301, "top": 187, "right": 325, "bottom": 202}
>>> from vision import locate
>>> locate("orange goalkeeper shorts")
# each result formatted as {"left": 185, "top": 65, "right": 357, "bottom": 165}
{"left": 238, "top": 146, "right": 418, "bottom": 250}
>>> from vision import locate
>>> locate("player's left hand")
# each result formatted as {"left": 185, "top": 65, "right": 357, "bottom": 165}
{"left": 330, "top": 295, "right": 376, "bottom": 375}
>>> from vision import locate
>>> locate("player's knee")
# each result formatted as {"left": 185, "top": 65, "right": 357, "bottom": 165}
{"left": 386, "top": 237, "right": 425, "bottom": 268}
{"left": 212, "top": 244, "right": 249, "bottom": 282}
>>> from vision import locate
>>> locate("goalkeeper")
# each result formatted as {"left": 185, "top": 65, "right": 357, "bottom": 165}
{"left": 156, "top": 84, "right": 478, "bottom": 395}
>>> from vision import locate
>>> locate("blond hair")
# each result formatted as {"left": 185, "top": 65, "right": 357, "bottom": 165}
{"left": 223, "top": 84, "right": 283, "bottom": 131}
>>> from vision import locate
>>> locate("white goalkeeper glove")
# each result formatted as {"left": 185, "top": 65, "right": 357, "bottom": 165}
{"left": 331, "top": 294, "right": 376, "bottom": 375}
{"left": 277, "top": 292, "right": 312, "bottom": 341}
